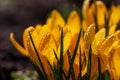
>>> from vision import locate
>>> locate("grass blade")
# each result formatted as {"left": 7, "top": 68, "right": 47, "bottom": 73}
{"left": 98, "top": 57, "right": 102, "bottom": 80}
{"left": 67, "top": 50, "right": 76, "bottom": 80}
{"left": 104, "top": 14, "right": 109, "bottom": 37}
{"left": 93, "top": 0, "right": 98, "bottom": 33}
{"left": 53, "top": 49, "right": 60, "bottom": 64}
{"left": 102, "top": 70, "right": 110, "bottom": 80}
{"left": 67, "top": 28, "right": 82, "bottom": 79}
{"left": 59, "top": 28, "right": 64, "bottom": 80}
{"left": 53, "top": 49, "right": 67, "bottom": 79}
{"left": 77, "top": 46, "right": 82, "bottom": 80}
{"left": 86, "top": 46, "right": 92, "bottom": 80}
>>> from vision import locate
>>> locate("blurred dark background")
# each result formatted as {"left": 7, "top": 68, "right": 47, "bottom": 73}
{"left": 0, "top": 0, "right": 119, "bottom": 80}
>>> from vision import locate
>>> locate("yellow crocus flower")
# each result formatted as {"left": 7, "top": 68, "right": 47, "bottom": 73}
{"left": 10, "top": 10, "right": 83, "bottom": 79}
{"left": 9, "top": 0, "right": 120, "bottom": 79}
{"left": 82, "top": 0, "right": 108, "bottom": 29}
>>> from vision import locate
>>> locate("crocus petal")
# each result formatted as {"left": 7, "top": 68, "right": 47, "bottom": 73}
{"left": 90, "top": 54, "right": 98, "bottom": 79}
{"left": 111, "top": 46, "right": 120, "bottom": 79}
{"left": 27, "top": 40, "right": 54, "bottom": 79}
{"left": 99, "top": 34, "right": 116, "bottom": 56}
{"left": 38, "top": 32, "right": 57, "bottom": 65}
{"left": 109, "top": 5, "right": 120, "bottom": 26}
{"left": 92, "top": 28, "right": 106, "bottom": 55}
{"left": 58, "top": 31, "right": 72, "bottom": 59}
{"left": 30, "top": 29, "right": 41, "bottom": 50}
{"left": 69, "top": 33, "right": 78, "bottom": 55}
{"left": 84, "top": 24, "right": 95, "bottom": 53}
{"left": 27, "top": 29, "right": 43, "bottom": 64}
{"left": 67, "top": 11, "right": 81, "bottom": 35}
{"left": 46, "top": 10, "right": 65, "bottom": 28}
{"left": 82, "top": 0, "right": 90, "bottom": 20}
{"left": 115, "top": 30, "right": 120, "bottom": 40}
{"left": 35, "top": 24, "right": 42, "bottom": 34}
{"left": 27, "top": 40, "right": 40, "bottom": 66}
{"left": 10, "top": 33, "right": 28, "bottom": 56}
{"left": 27, "top": 30, "right": 56, "bottom": 77}
{"left": 44, "top": 10, "right": 66, "bottom": 45}
{"left": 95, "top": 1, "right": 108, "bottom": 28}
{"left": 84, "top": 24, "right": 95, "bottom": 69}
{"left": 109, "top": 25, "right": 117, "bottom": 35}
{"left": 50, "top": 25, "right": 62, "bottom": 46}
{"left": 23, "top": 26, "right": 34, "bottom": 50}
{"left": 28, "top": 27, "right": 57, "bottom": 65}
{"left": 83, "top": 1, "right": 108, "bottom": 28}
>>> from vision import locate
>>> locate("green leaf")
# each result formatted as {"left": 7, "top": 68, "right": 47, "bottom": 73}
{"left": 53, "top": 63, "right": 59, "bottom": 80}
{"left": 53, "top": 49, "right": 60, "bottom": 64}
{"left": 60, "top": 28, "right": 64, "bottom": 80}
{"left": 67, "top": 50, "right": 76, "bottom": 80}
{"left": 93, "top": 0, "right": 98, "bottom": 33}
{"left": 93, "top": 70, "right": 111, "bottom": 80}
{"left": 87, "top": 45, "right": 92, "bottom": 79}
{"left": 46, "top": 59, "right": 55, "bottom": 80}
{"left": 81, "top": 73, "right": 88, "bottom": 80}
{"left": 81, "top": 46, "right": 92, "bottom": 80}
{"left": 53, "top": 49, "right": 67, "bottom": 79}
{"left": 77, "top": 46, "right": 82, "bottom": 80}
{"left": 102, "top": 70, "right": 111, "bottom": 80}
{"left": 104, "top": 14, "right": 109, "bottom": 37}
{"left": 67, "top": 28, "right": 82, "bottom": 80}
{"left": 98, "top": 57, "right": 102, "bottom": 80}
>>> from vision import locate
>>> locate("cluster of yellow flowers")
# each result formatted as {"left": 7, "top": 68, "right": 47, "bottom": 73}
{"left": 10, "top": 0, "right": 120, "bottom": 80}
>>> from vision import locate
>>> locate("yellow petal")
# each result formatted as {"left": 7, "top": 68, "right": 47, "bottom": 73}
{"left": 46, "top": 10, "right": 65, "bottom": 28}
{"left": 92, "top": 28, "right": 106, "bottom": 55}
{"left": 58, "top": 31, "right": 72, "bottom": 59}
{"left": 28, "top": 30, "right": 57, "bottom": 65}
{"left": 26, "top": 29, "right": 40, "bottom": 61}
{"left": 27, "top": 39, "right": 39, "bottom": 65}
{"left": 95, "top": 1, "right": 108, "bottom": 28}
{"left": 35, "top": 24, "right": 42, "bottom": 34}
{"left": 27, "top": 29, "right": 45, "bottom": 62}
{"left": 109, "top": 25, "right": 117, "bottom": 35}
{"left": 82, "top": 0, "right": 90, "bottom": 20}
{"left": 90, "top": 54, "right": 98, "bottom": 79}
{"left": 23, "top": 26, "right": 34, "bottom": 50}
{"left": 30, "top": 29, "right": 40, "bottom": 50}
{"left": 29, "top": 29, "right": 57, "bottom": 65}
{"left": 111, "top": 46, "right": 120, "bottom": 79}
{"left": 38, "top": 33, "right": 57, "bottom": 65}
{"left": 111, "top": 31, "right": 120, "bottom": 48}
{"left": 67, "top": 11, "right": 81, "bottom": 35}
{"left": 27, "top": 40, "right": 54, "bottom": 79}
{"left": 69, "top": 33, "right": 78, "bottom": 53}
{"left": 109, "top": 5, "right": 120, "bottom": 26}
{"left": 111, "top": 40, "right": 120, "bottom": 49}
{"left": 45, "top": 10, "right": 66, "bottom": 45}
{"left": 10, "top": 33, "right": 28, "bottom": 56}
{"left": 115, "top": 30, "right": 120, "bottom": 40}
{"left": 99, "top": 34, "right": 116, "bottom": 56}
{"left": 50, "top": 25, "right": 62, "bottom": 46}
{"left": 83, "top": 1, "right": 108, "bottom": 28}
{"left": 84, "top": 24, "right": 95, "bottom": 51}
